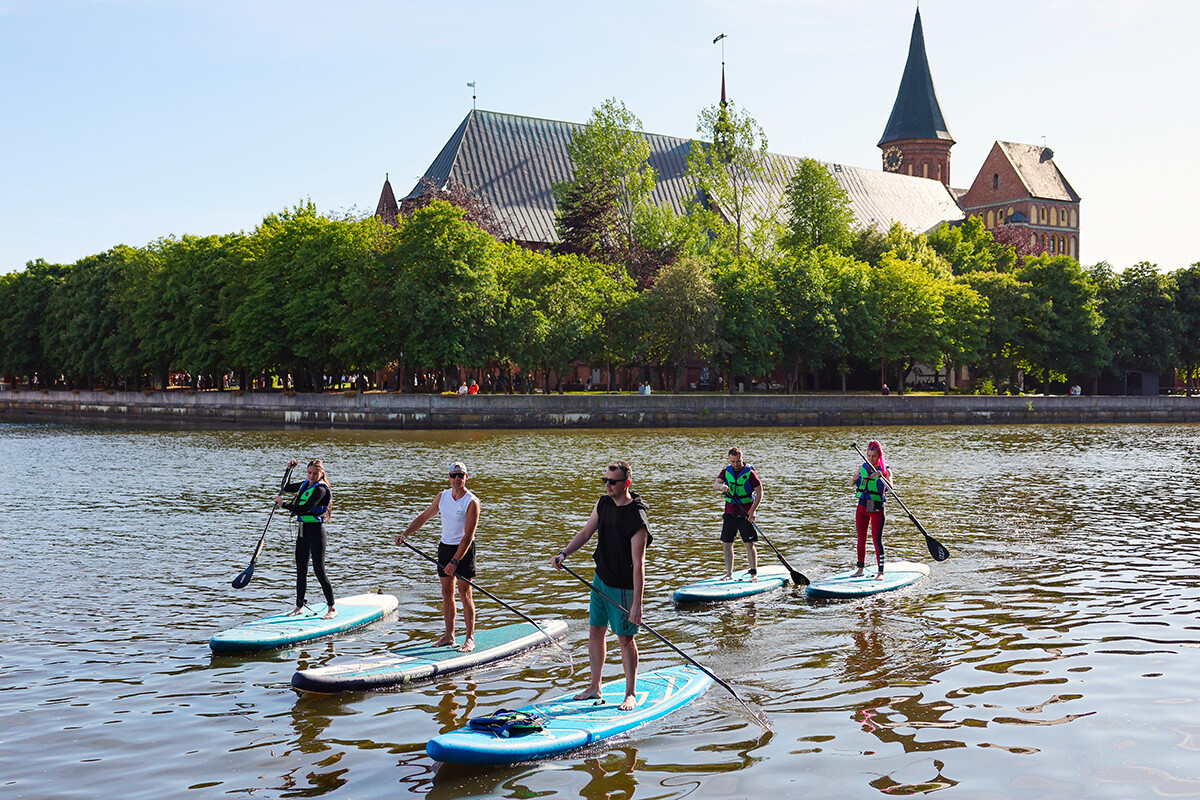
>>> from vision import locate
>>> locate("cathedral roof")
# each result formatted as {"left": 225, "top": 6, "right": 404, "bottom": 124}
{"left": 996, "top": 141, "right": 1080, "bottom": 202}
{"left": 375, "top": 175, "right": 398, "bottom": 226}
{"left": 404, "top": 109, "right": 964, "bottom": 244}
{"left": 878, "top": 9, "right": 953, "bottom": 147}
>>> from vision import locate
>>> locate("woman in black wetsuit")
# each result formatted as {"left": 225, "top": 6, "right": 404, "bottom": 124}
{"left": 274, "top": 459, "right": 336, "bottom": 619}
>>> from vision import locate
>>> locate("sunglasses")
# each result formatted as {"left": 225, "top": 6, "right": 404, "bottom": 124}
{"left": 601, "top": 477, "right": 624, "bottom": 486}
{"left": 448, "top": 472, "right": 465, "bottom": 479}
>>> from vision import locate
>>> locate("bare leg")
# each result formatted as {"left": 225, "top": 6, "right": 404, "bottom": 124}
{"left": 574, "top": 625, "right": 606, "bottom": 701}
{"left": 287, "top": 606, "right": 303, "bottom": 617}
{"left": 745, "top": 541, "right": 758, "bottom": 581}
{"left": 722, "top": 541, "right": 734, "bottom": 579}
{"left": 617, "top": 634, "right": 639, "bottom": 710}
{"left": 323, "top": 605, "right": 337, "bottom": 619}
{"left": 458, "top": 582, "right": 476, "bottom": 652}
{"left": 434, "top": 575, "right": 456, "bottom": 646}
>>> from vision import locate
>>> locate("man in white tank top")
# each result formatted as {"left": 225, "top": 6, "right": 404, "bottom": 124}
{"left": 395, "top": 461, "right": 481, "bottom": 652}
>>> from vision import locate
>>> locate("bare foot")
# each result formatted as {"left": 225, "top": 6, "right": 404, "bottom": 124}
{"left": 458, "top": 637, "right": 475, "bottom": 653}
{"left": 850, "top": 569, "right": 864, "bottom": 578}
{"left": 573, "top": 687, "right": 601, "bottom": 702}
{"left": 722, "top": 574, "right": 732, "bottom": 580}
{"left": 875, "top": 571, "right": 885, "bottom": 581}
{"left": 749, "top": 574, "right": 758, "bottom": 583}
{"left": 619, "top": 694, "right": 637, "bottom": 711}
{"left": 433, "top": 634, "right": 455, "bottom": 647}
{"left": 322, "top": 608, "right": 337, "bottom": 620}
{"left": 287, "top": 607, "right": 303, "bottom": 617}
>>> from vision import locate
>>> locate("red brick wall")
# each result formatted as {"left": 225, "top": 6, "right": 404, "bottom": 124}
{"left": 884, "top": 138, "right": 954, "bottom": 186}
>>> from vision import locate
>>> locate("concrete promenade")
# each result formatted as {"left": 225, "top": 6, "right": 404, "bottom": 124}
{"left": 2, "top": 388, "right": 1198, "bottom": 428}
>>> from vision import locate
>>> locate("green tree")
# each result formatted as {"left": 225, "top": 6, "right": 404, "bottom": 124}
{"left": 1091, "top": 261, "right": 1181, "bottom": 376}
{"left": 870, "top": 254, "right": 946, "bottom": 394}
{"left": 645, "top": 258, "right": 720, "bottom": 391}
{"left": 959, "top": 270, "right": 1038, "bottom": 391}
{"left": 768, "top": 251, "right": 837, "bottom": 390}
{"left": 1017, "top": 254, "right": 1108, "bottom": 391}
{"left": 937, "top": 280, "right": 989, "bottom": 393}
{"left": 823, "top": 254, "right": 879, "bottom": 392}
{"left": 391, "top": 201, "right": 504, "bottom": 387}
{"left": 780, "top": 158, "right": 854, "bottom": 255}
{"left": 687, "top": 100, "right": 778, "bottom": 260}
{"left": 558, "top": 98, "right": 656, "bottom": 264}
{"left": 711, "top": 256, "right": 780, "bottom": 391}
{"left": 1173, "top": 264, "right": 1200, "bottom": 395}
{"left": 0, "top": 260, "right": 69, "bottom": 385}
{"left": 927, "top": 216, "right": 1017, "bottom": 274}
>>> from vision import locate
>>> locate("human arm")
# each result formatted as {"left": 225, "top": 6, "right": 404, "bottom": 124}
{"left": 746, "top": 472, "right": 762, "bottom": 522}
{"left": 395, "top": 494, "right": 442, "bottom": 546}
{"left": 443, "top": 498, "right": 480, "bottom": 577}
{"left": 551, "top": 504, "right": 600, "bottom": 569}
{"left": 627, "top": 527, "right": 649, "bottom": 625}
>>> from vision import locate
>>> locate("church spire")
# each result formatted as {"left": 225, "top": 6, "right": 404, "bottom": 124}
{"left": 878, "top": 8, "right": 953, "bottom": 146}
{"left": 877, "top": 8, "right": 954, "bottom": 185}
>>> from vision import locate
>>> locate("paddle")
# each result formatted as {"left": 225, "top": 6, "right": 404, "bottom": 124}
{"left": 232, "top": 464, "right": 294, "bottom": 589}
{"left": 398, "top": 540, "right": 572, "bottom": 659}
{"left": 729, "top": 504, "right": 809, "bottom": 586}
{"left": 557, "top": 562, "right": 771, "bottom": 730}
{"left": 851, "top": 443, "right": 950, "bottom": 562}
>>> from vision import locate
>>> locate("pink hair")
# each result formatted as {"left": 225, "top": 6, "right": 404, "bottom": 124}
{"left": 867, "top": 440, "right": 886, "bottom": 474}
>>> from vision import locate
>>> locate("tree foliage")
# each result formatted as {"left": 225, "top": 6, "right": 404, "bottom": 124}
{"left": 780, "top": 158, "right": 854, "bottom": 255}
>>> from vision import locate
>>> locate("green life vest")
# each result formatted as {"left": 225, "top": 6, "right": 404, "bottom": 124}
{"left": 856, "top": 464, "right": 885, "bottom": 507}
{"left": 723, "top": 465, "right": 756, "bottom": 506}
{"left": 295, "top": 480, "right": 331, "bottom": 524}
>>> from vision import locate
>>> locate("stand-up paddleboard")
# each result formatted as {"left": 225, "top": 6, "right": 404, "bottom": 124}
{"left": 673, "top": 565, "right": 791, "bottom": 603}
{"left": 427, "top": 664, "right": 712, "bottom": 765}
{"left": 291, "top": 619, "right": 569, "bottom": 692}
{"left": 210, "top": 593, "right": 399, "bottom": 653}
{"left": 805, "top": 561, "right": 929, "bottom": 599}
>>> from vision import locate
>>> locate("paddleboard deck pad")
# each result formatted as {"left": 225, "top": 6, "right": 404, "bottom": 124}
{"left": 291, "top": 619, "right": 569, "bottom": 692}
{"left": 673, "top": 565, "right": 792, "bottom": 603}
{"left": 426, "top": 664, "right": 712, "bottom": 765}
{"left": 210, "top": 593, "right": 399, "bottom": 653}
{"left": 805, "top": 561, "right": 929, "bottom": 599}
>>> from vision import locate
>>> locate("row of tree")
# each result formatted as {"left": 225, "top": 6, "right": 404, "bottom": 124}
{"left": 2, "top": 97, "right": 1198, "bottom": 394}
{"left": 2, "top": 196, "right": 1198, "bottom": 394}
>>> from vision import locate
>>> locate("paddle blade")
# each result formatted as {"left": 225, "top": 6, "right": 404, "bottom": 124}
{"left": 790, "top": 569, "right": 810, "bottom": 587}
{"left": 232, "top": 564, "right": 255, "bottom": 589}
{"left": 925, "top": 535, "right": 950, "bottom": 562}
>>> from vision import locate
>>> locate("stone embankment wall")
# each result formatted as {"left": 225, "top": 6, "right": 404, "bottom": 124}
{"left": 2, "top": 389, "right": 1198, "bottom": 428}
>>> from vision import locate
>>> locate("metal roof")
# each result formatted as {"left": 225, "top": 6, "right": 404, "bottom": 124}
{"left": 406, "top": 109, "right": 964, "bottom": 244}
{"left": 997, "top": 141, "right": 1081, "bottom": 202}
{"left": 878, "top": 9, "right": 953, "bottom": 146}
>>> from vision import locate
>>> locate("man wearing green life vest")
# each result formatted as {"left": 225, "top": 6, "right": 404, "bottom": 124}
{"left": 275, "top": 459, "right": 336, "bottom": 618}
{"left": 711, "top": 447, "right": 762, "bottom": 581}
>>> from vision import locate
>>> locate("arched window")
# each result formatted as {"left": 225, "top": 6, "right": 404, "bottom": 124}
{"left": 1041, "top": 205, "right": 1048, "bottom": 224}
{"left": 993, "top": 173, "right": 1000, "bottom": 189}
{"left": 1050, "top": 207, "right": 1058, "bottom": 226}
{"left": 1031, "top": 234, "right": 1038, "bottom": 247}
{"left": 1059, "top": 235, "right": 1067, "bottom": 254}
{"left": 1049, "top": 236, "right": 1056, "bottom": 253}
{"left": 1007, "top": 206, "right": 1015, "bottom": 219}
{"left": 986, "top": 210, "right": 995, "bottom": 227}
{"left": 922, "top": 162, "right": 929, "bottom": 178}
{"left": 1069, "top": 208, "right": 1078, "bottom": 227}
{"left": 1069, "top": 236, "right": 1077, "bottom": 258}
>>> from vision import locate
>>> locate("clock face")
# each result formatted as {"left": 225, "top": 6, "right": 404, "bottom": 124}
{"left": 883, "top": 146, "right": 903, "bottom": 172}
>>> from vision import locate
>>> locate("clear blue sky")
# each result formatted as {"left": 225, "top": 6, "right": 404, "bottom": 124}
{"left": 3, "top": 0, "right": 1196, "bottom": 274}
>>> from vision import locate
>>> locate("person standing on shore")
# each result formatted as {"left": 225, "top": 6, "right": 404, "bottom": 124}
{"left": 395, "top": 461, "right": 480, "bottom": 652}
{"left": 712, "top": 447, "right": 761, "bottom": 581}
{"left": 852, "top": 440, "right": 893, "bottom": 580}
{"left": 275, "top": 459, "right": 336, "bottom": 619}
{"left": 551, "top": 461, "right": 651, "bottom": 711}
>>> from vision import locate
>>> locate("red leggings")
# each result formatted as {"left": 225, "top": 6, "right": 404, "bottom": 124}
{"left": 855, "top": 504, "right": 885, "bottom": 569}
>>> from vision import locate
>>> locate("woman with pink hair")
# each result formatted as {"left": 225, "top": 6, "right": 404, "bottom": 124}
{"left": 851, "top": 441, "right": 892, "bottom": 579}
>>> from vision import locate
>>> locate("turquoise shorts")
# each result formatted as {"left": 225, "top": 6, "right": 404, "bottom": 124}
{"left": 589, "top": 573, "right": 639, "bottom": 637}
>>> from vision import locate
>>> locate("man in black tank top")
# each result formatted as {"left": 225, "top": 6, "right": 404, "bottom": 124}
{"left": 551, "top": 460, "right": 651, "bottom": 711}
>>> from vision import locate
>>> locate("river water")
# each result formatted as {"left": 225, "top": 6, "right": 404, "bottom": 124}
{"left": 3, "top": 421, "right": 1199, "bottom": 799}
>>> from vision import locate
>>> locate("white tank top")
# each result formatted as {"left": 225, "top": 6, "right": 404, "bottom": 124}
{"left": 439, "top": 488, "right": 478, "bottom": 545}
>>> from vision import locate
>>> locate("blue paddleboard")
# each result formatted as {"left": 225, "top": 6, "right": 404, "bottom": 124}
{"left": 210, "top": 593, "right": 399, "bottom": 653}
{"left": 426, "top": 664, "right": 712, "bottom": 765}
{"left": 805, "top": 561, "right": 929, "bottom": 599}
{"left": 291, "top": 619, "right": 569, "bottom": 692}
{"left": 673, "top": 564, "right": 792, "bottom": 603}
